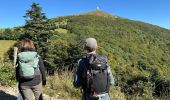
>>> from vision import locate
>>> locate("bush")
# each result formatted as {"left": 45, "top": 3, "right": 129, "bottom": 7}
{"left": 0, "top": 61, "right": 15, "bottom": 86}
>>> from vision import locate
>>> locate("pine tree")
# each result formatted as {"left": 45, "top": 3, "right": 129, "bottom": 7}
{"left": 23, "top": 2, "right": 54, "bottom": 41}
{"left": 23, "top": 2, "right": 55, "bottom": 58}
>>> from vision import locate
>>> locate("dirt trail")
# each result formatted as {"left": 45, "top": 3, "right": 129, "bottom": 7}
{"left": 0, "top": 86, "right": 17, "bottom": 100}
{"left": 0, "top": 85, "right": 59, "bottom": 100}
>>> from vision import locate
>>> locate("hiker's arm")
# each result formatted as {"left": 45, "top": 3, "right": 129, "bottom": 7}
{"left": 108, "top": 66, "right": 115, "bottom": 85}
{"left": 106, "top": 61, "right": 115, "bottom": 85}
{"left": 73, "top": 59, "right": 84, "bottom": 88}
{"left": 39, "top": 57, "right": 46, "bottom": 85}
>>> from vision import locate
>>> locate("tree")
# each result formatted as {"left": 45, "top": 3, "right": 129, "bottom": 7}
{"left": 23, "top": 2, "right": 55, "bottom": 58}
{"left": 24, "top": 2, "right": 54, "bottom": 40}
{"left": 3, "top": 29, "right": 13, "bottom": 40}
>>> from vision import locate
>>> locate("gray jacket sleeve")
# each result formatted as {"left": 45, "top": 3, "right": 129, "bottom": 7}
{"left": 107, "top": 65, "right": 115, "bottom": 85}
{"left": 106, "top": 61, "right": 115, "bottom": 85}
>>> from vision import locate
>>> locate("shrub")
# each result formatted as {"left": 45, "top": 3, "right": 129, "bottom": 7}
{"left": 0, "top": 61, "right": 15, "bottom": 86}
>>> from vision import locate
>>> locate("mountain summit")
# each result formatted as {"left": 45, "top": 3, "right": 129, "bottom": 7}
{"left": 84, "top": 10, "right": 117, "bottom": 17}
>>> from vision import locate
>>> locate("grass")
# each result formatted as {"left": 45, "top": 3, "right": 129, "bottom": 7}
{"left": 54, "top": 28, "right": 68, "bottom": 34}
{"left": 0, "top": 40, "right": 16, "bottom": 86}
{"left": 0, "top": 61, "right": 16, "bottom": 86}
{"left": 44, "top": 72, "right": 81, "bottom": 100}
{"left": 43, "top": 71, "right": 126, "bottom": 100}
{"left": 0, "top": 40, "right": 16, "bottom": 60}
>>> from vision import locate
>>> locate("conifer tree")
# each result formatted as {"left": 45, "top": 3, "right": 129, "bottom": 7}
{"left": 23, "top": 2, "right": 55, "bottom": 58}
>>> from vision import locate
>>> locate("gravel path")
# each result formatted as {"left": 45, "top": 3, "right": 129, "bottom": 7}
{"left": 0, "top": 85, "right": 59, "bottom": 100}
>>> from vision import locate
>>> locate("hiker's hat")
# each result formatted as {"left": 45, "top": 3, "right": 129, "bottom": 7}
{"left": 85, "top": 38, "right": 97, "bottom": 49}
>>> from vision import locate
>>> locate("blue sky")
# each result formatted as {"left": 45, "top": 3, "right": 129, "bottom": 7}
{"left": 0, "top": 0, "right": 169, "bottom": 29}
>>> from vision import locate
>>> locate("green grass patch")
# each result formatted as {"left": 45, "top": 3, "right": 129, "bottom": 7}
{"left": 0, "top": 61, "right": 16, "bottom": 86}
{"left": 0, "top": 40, "right": 16, "bottom": 60}
{"left": 54, "top": 28, "right": 68, "bottom": 34}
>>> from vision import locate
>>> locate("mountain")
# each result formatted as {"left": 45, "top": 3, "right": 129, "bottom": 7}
{"left": 49, "top": 10, "right": 170, "bottom": 99}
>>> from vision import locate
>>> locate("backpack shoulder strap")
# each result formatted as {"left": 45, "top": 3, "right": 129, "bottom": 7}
{"left": 84, "top": 54, "right": 94, "bottom": 70}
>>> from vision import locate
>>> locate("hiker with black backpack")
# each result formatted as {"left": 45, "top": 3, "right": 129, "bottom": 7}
{"left": 16, "top": 39, "right": 46, "bottom": 100}
{"left": 73, "top": 38, "right": 115, "bottom": 100}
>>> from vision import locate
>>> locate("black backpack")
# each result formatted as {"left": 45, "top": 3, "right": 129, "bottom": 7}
{"left": 83, "top": 54, "right": 110, "bottom": 94}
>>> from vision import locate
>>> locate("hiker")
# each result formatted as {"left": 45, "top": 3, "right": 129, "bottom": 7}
{"left": 73, "top": 38, "right": 115, "bottom": 100}
{"left": 16, "top": 38, "right": 46, "bottom": 100}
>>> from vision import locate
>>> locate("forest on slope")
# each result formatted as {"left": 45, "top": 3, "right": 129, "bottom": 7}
{"left": 0, "top": 3, "right": 170, "bottom": 99}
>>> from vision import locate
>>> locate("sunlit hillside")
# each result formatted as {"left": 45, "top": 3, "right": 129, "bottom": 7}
{"left": 0, "top": 40, "right": 16, "bottom": 60}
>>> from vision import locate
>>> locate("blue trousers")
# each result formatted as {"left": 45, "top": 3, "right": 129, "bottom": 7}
{"left": 82, "top": 92, "right": 110, "bottom": 100}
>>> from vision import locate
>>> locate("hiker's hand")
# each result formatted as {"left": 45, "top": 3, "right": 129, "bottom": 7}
{"left": 42, "top": 80, "right": 46, "bottom": 86}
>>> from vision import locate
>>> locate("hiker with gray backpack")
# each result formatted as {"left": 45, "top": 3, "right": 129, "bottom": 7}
{"left": 16, "top": 39, "right": 46, "bottom": 100}
{"left": 73, "top": 38, "right": 115, "bottom": 100}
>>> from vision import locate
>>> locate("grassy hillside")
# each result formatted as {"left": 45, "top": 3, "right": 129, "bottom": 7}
{"left": 49, "top": 11, "right": 170, "bottom": 99}
{"left": 0, "top": 40, "right": 16, "bottom": 60}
